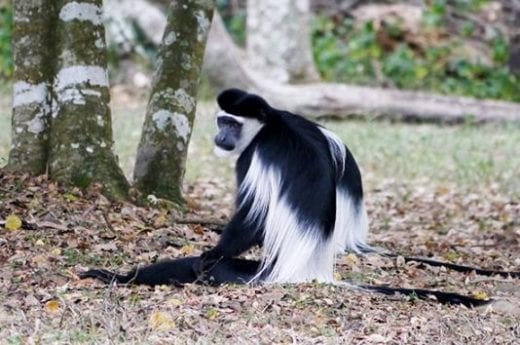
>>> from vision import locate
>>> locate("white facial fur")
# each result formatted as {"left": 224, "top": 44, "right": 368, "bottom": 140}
{"left": 214, "top": 111, "right": 264, "bottom": 158}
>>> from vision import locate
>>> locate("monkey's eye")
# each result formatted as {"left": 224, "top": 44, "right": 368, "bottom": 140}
{"left": 218, "top": 116, "right": 242, "bottom": 130}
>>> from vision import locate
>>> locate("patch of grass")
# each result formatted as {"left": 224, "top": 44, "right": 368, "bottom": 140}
{"left": 1, "top": 90, "right": 519, "bottom": 198}
{"left": 186, "top": 106, "right": 520, "bottom": 198}
{"left": 322, "top": 119, "right": 520, "bottom": 197}
{"left": 111, "top": 104, "right": 146, "bottom": 180}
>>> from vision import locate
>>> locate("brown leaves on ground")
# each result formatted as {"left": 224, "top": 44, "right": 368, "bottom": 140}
{"left": 0, "top": 172, "right": 519, "bottom": 344}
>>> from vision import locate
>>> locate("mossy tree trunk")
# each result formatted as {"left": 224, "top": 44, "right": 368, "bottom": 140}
{"left": 133, "top": 0, "right": 214, "bottom": 205}
{"left": 7, "top": 0, "right": 129, "bottom": 199}
{"left": 45, "top": 0, "right": 129, "bottom": 198}
{"left": 7, "top": 0, "right": 56, "bottom": 174}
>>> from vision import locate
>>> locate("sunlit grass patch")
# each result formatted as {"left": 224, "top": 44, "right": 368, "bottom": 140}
{"left": 1, "top": 93, "right": 519, "bottom": 198}
{"left": 321, "top": 119, "right": 520, "bottom": 197}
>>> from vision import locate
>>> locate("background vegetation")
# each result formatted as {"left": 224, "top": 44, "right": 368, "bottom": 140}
{"left": 218, "top": 0, "right": 519, "bottom": 102}
{"left": 1, "top": 1, "right": 519, "bottom": 101}
{"left": 0, "top": 4, "right": 12, "bottom": 79}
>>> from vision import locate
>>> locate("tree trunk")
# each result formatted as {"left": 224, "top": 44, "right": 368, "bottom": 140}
{"left": 246, "top": 0, "right": 319, "bottom": 83}
{"left": 7, "top": 0, "right": 55, "bottom": 174}
{"left": 204, "top": 13, "right": 520, "bottom": 124}
{"left": 133, "top": 0, "right": 213, "bottom": 205}
{"left": 48, "top": 0, "right": 129, "bottom": 199}
{"left": 503, "top": 0, "right": 520, "bottom": 73}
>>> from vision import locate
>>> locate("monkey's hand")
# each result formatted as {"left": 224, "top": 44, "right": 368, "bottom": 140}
{"left": 197, "top": 249, "right": 223, "bottom": 275}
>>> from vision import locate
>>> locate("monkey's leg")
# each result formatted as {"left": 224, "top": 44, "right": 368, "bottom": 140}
{"left": 360, "top": 284, "right": 492, "bottom": 307}
{"left": 79, "top": 257, "right": 260, "bottom": 286}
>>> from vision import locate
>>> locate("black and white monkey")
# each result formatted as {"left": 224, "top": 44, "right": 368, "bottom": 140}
{"left": 80, "top": 89, "right": 517, "bottom": 307}
{"left": 202, "top": 88, "right": 369, "bottom": 283}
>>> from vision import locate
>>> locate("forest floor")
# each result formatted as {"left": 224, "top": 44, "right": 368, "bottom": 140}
{"left": 0, "top": 89, "right": 519, "bottom": 344}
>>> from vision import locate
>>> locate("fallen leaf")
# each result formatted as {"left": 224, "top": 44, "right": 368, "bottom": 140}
{"left": 192, "top": 224, "right": 204, "bottom": 235}
{"left": 5, "top": 214, "right": 22, "bottom": 231}
{"left": 149, "top": 311, "right": 176, "bottom": 331}
{"left": 32, "top": 255, "right": 48, "bottom": 265}
{"left": 472, "top": 291, "right": 490, "bottom": 300}
{"left": 180, "top": 244, "right": 195, "bottom": 256}
{"left": 206, "top": 308, "right": 219, "bottom": 320}
{"left": 45, "top": 300, "right": 61, "bottom": 314}
{"left": 167, "top": 298, "right": 183, "bottom": 306}
{"left": 153, "top": 210, "right": 168, "bottom": 228}
{"left": 345, "top": 253, "right": 359, "bottom": 265}
{"left": 63, "top": 193, "right": 78, "bottom": 202}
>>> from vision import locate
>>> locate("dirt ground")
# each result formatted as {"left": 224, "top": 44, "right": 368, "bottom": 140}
{"left": 1, "top": 170, "right": 519, "bottom": 344}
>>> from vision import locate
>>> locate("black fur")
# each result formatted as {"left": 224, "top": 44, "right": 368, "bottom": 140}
{"left": 217, "top": 88, "right": 272, "bottom": 122}
{"left": 80, "top": 257, "right": 259, "bottom": 286}
{"left": 203, "top": 89, "right": 347, "bottom": 272}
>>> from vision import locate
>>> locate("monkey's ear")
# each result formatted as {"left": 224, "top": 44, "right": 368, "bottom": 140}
{"left": 217, "top": 88, "right": 272, "bottom": 122}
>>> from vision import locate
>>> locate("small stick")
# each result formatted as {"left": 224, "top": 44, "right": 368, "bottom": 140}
{"left": 172, "top": 217, "right": 227, "bottom": 227}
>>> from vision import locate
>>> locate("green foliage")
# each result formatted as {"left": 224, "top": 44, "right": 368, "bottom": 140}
{"left": 312, "top": 4, "right": 519, "bottom": 102}
{"left": 0, "top": 4, "right": 13, "bottom": 78}
{"left": 216, "top": 0, "right": 247, "bottom": 46}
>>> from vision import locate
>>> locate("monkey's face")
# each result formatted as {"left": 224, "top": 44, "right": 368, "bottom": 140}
{"left": 214, "top": 111, "right": 264, "bottom": 158}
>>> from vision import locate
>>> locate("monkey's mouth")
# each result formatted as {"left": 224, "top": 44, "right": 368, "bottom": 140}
{"left": 216, "top": 143, "right": 234, "bottom": 151}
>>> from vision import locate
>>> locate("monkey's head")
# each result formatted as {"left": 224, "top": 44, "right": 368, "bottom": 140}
{"left": 213, "top": 89, "right": 271, "bottom": 158}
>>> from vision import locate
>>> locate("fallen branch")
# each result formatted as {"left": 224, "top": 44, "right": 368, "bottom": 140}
{"left": 203, "top": 13, "right": 520, "bottom": 124}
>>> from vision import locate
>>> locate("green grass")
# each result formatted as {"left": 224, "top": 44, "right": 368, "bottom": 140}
{"left": 110, "top": 104, "right": 146, "bottom": 179}
{"left": 320, "top": 119, "right": 520, "bottom": 196}
{"left": 1, "top": 93, "right": 519, "bottom": 198}
{"left": 185, "top": 105, "right": 520, "bottom": 197}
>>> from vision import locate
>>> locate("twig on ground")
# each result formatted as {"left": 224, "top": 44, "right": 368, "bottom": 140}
{"left": 102, "top": 210, "right": 116, "bottom": 233}
{"left": 172, "top": 217, "right": 227, "bottom": 227}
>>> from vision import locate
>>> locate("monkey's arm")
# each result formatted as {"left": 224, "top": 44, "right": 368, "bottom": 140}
{"left": 79, "top": 257, "right": 260, "bottom": 286}
{"left": 201, "top": 207, "right": 262, "bottom": 264}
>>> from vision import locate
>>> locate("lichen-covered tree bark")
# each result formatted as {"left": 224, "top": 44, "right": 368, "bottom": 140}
{"left": 133, "top": 0, "right": 213, "bottom": 204}
{"left": 246, "top": 0, "right": 319, "bottom": 83}
{"left": 7, "top": 1, "right": 56, "bottom": 174}
{"left": 48, "top": 0, "right": 129, "bottom": 198}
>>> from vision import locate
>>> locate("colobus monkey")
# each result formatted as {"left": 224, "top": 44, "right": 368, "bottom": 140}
{"left": 202, "top": 88, "right": 369, "bottom": 283}
{"left": 202, "top": 89, "right": 519, "bottom": 281}
{"left": 80, "top": 89, "right": 516, "bottom": 306}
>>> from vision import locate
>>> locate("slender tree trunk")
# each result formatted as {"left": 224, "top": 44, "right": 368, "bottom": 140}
{"left": 7, "top": 0, "right": 55, "bottom": 174}
{"left": 246, "top": 0, "right": 319, "bottom": 83}
{"left": 48, "top": 0, "right": 129, "bottom": 198}
{"left": 133, "top": 0, "right": 214, "bottom": 205}
{"left": 504, "top": 0, "right": 520, "bottom": 73}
